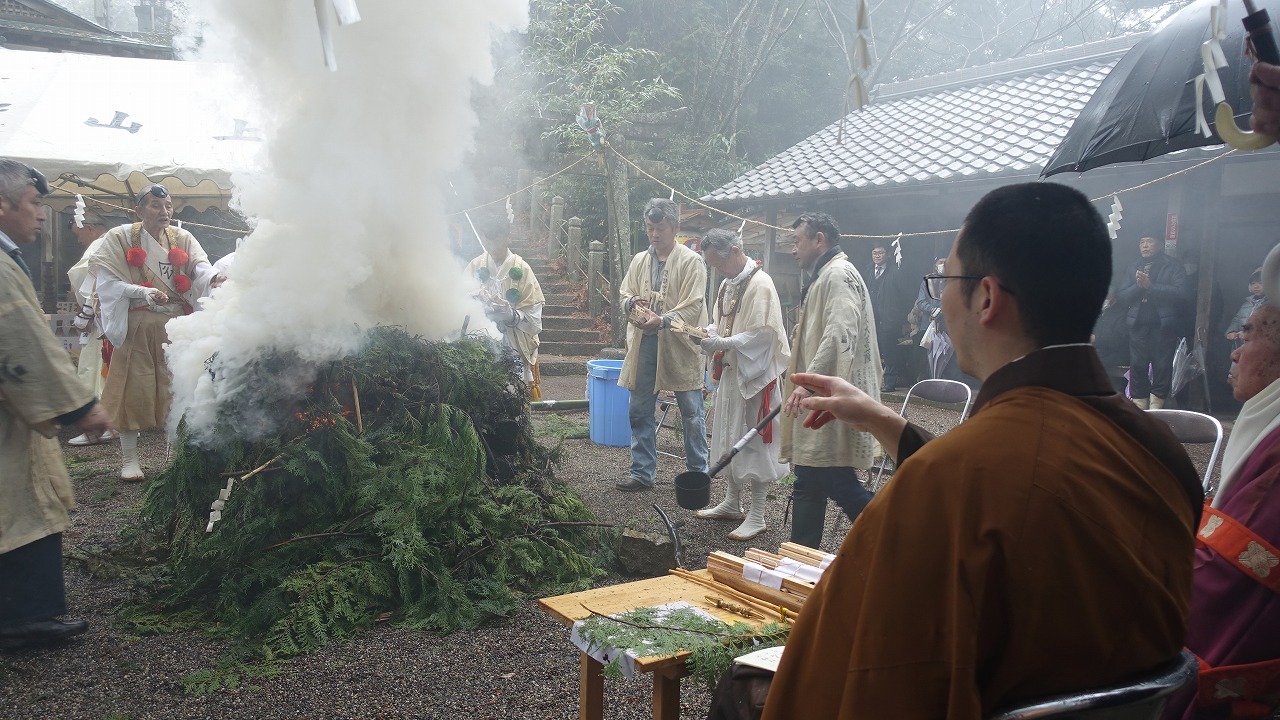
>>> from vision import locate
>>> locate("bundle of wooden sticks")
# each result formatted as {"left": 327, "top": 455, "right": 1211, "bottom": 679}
{"left": 700, "top": 543, "right": 835, "bottom": 614}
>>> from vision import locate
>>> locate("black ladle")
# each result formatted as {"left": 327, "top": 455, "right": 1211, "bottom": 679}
{"left": 674, "top": 404, "right": 783, "bottom": 510}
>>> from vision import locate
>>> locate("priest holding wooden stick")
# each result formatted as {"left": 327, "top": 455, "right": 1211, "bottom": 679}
{"left": 693, "top": 228, "right": 789, "bottom": 540}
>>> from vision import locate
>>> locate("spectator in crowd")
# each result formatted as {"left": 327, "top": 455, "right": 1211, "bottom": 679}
{"left": 866, "top": 242, "right": 911, "bottom": 391}
{"left": 1116, "top": 235, "right": 1187, "bottom": 409}
{"left": 1226, "top": 268, "right": 1266, "bottom": 350}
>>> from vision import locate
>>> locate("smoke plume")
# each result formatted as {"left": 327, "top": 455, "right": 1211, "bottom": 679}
{"left": 165, "top": 1, "right": 528, "bottom": 443}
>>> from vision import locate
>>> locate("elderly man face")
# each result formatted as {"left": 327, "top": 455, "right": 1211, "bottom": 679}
{"left": 135, "top": 191, "right": 173, "bottom": 232}
{"left": 0, "top": 183, "right": 47, "bottom": 245}
{"left": 1139, "top": 236, "right": 1160, "bottom": 258}
{"left": 1230, "top": 305, "right": 1280, "bottom": 402}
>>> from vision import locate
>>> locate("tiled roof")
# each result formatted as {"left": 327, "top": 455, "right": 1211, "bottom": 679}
{"left": 703, "top": 37, "right": 1140, "bottom": 204}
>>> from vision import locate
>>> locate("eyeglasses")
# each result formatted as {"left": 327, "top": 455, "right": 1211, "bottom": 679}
{"left": 924, "top": 273, "right": 984, "bottom": 300}
{"left": 924, "top": 273, "right": 1016, "bottom": 300}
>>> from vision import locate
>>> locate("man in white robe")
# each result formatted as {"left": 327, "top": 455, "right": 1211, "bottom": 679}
{"left": 88, "top": 185, "right": 225, "bottom": 481}
{"left": 464, "top": 231, "right": 545, "bottom": 399}
{"left": 695, "top": 229, "right": 790, "bottom": 540}
{"left": 66, "top": 211, "right": 117, "bottom": 446}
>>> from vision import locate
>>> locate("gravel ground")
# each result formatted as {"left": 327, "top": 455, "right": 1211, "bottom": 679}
{"left": 0, "top": 374, "right": 1225, "bottom": 719}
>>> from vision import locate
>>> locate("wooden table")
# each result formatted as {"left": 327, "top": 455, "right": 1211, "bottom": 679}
{"left": 539, "top": 570, "right": 768, "bottom": 720}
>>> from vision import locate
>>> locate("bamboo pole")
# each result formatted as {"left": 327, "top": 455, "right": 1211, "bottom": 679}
{"left": 351, "top": 380, "right": 364, "bottom": 434}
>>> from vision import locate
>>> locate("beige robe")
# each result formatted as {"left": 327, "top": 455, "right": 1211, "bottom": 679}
{"left": 780, "top": 251, "right": 880, "bottom": 469}
{"left": 0, "top": 254, "right": 91, "bottom": 554}
{"left": 67, "top": 237, "right": 106, "bottom": 396}
{"left": 89, "top": 223, "right": 215, "bottom": 430}
{"left": 708, "top": 266, "right": 790, "bottom": 482}
{"left": 464, "top": 251, "right": 545, "bottom": 372}
{"left": 618, "top": 243, "right": 708, "bottom": 393}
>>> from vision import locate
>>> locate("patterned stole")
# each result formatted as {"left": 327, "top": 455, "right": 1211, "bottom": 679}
{"left": 1192, "top": 504, "right": 1280, "bottom": 714}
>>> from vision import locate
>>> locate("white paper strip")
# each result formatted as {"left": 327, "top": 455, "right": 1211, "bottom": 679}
{"left": 742, "top": 561, "right": 785, "bottom": 590}
{"left": 776, "top": 557, "right": 824, "bottom": 584}
{"left": 331, "top": 0, "right": 361, "bottom": 25}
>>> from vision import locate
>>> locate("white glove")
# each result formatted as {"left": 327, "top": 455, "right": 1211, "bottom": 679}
{"left": 703, "top": 324, "right": 719, "bottom": 338}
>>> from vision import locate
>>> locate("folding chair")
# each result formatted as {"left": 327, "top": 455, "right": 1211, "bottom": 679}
{"left": 868, "top": 378, "right": 974, "bottom": 492}
{"left": 656, "top": 391, "right": 684, "bottom": 461}
{"left": 1146, "top": 408, "right": 1224, "bottom": 496}
{"left": 986, "top": 649, "right": 1197, "bottom": 720}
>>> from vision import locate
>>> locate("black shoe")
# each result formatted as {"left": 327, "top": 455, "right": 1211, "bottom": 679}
{"left": 0, "top": 619, "right": 89, "bottom": 648}
{"left": 615, "top": 478, "right": 654, "bottom": 492}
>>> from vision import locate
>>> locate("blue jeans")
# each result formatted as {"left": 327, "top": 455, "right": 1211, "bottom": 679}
{"left": 628, "top": 334, "right": 709, "bottom": 486}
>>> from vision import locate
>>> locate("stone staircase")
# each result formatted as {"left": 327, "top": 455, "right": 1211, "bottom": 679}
{"left": 514, "top": 241, "right": 611, "bottom": 376}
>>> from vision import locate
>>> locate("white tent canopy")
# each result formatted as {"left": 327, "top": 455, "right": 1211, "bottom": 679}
{"left": 0, "top": 48, "right": 263, "bottom": 213}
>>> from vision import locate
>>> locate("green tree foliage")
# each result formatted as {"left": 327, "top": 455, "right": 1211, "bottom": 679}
{"left": 117, "top": 328, "right": 604, "bottom": 661}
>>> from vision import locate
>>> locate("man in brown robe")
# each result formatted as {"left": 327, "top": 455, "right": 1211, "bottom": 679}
{"left": 757, "top": 183, "right": 1202, "bottom": 719}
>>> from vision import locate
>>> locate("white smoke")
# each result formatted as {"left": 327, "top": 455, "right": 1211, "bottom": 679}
{"left": 165, "top": 1, "right": 528, "bottom": 443}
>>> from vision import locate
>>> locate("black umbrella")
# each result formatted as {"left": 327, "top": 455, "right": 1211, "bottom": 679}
{"left": 1043, "top": 0, "right": 1277, "bottom": 176}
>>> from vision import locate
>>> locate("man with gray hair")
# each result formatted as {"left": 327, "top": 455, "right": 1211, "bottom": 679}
{"left": 88, "top": 184, "right": 225, "bottom": 481}
{"left": 616, "top": 198, "right": 709, "bottom": 492}
{"left": 694, "top": 228, "right": 790, "bottom": 539}
{"left": 0, "top": 158, "right": 113, "bottom": 648}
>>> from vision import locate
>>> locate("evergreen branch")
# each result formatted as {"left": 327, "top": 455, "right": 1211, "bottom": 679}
{"left": 447, "top": 522, "right": 611, "bottom": 573}
{"left": 262, "top": 531, "right": 368, "bottom": 552}
{"left": 578, "top": 604, "right": 741, "bottom": 640}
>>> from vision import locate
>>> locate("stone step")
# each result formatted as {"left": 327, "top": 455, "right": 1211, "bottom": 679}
{"left": 539, "top": 354, "right": 595, "bottom": 376}
{"left": 541, "top": 327, "right": 606, "bottom": 343}
{"left": 541, "top": 340, "right": 609, "bottom": 357}
{"left": 542, "top": 315, "right": 594, "bottom": 330}
{"left": 541, "top": 281, "right": 572, "bottom": 295}
{"left": 544, "top": 304, "right": 584, "bottom": 316}
{"left": 543, "top": 297, "right": 582, "bottom": 310}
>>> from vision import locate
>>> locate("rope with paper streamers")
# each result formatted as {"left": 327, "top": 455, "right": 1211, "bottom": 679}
{"left": 45, "top": 182, "right": 251, "bottom": 235}
{"left": 604, "top": 144, "right": 1240, "bottom": 242}
{"left": 446, "top": 151, "right": 596, "bottom": 218}
{"left": 41, "top": 139, "right": 1241, "bottom": 242}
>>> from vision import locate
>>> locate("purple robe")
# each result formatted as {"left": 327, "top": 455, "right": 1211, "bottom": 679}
{"left": 1176, "top": 425, "right": 1280, "bottom": 718}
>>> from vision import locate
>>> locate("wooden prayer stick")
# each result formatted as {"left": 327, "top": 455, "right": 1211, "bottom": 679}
{"left": 351, "top": 380, "right": 364, "bottom": 434}
{"left": 670, "top": 568, "right": 790, "bottom": 622}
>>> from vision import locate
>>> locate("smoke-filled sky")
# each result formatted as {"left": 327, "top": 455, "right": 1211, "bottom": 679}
{"left": 165, "top": 1, "right": 529, "bottom": 443}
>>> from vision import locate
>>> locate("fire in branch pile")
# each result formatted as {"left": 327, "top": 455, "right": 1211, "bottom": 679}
{"left": 124, "top": 327, "right": 603, "bottom": 658}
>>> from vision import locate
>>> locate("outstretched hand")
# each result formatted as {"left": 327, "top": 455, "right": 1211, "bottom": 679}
{"left": 793, "top": 372, "right": 904, "bottom": 434}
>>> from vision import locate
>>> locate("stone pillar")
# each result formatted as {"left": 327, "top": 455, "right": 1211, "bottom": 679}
{"left": 528, "top": 177, "right": 545, "bottom": 239}
{"left": 515, "top": 169, "right": 533, "bottom": 217}
{"left": 566, "top": 217, "right": 584, "bottom": 281}
{"left": 548, "top": 196, "right": 565, "bottom": 258}
{"left": 589, "top": 239, "right": 608, "bottom": 319}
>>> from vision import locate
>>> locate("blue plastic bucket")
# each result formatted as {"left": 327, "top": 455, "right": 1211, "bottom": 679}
{"left": 586, "top": 359, "right": 630, "bottom": 447}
